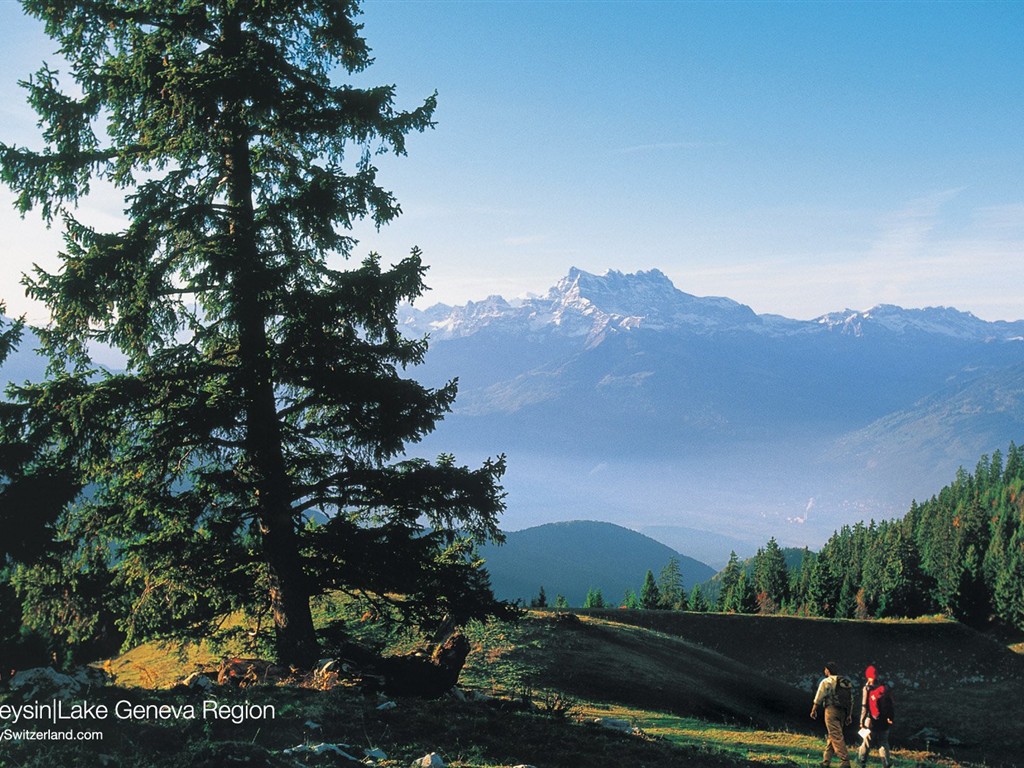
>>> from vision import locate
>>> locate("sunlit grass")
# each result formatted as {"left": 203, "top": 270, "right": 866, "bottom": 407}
{"left": 86, "top": 607, "right": 1001, "bottom": 768}
{"left": 579, "top": 702, "right": 963, "bottom": 768}
{"left": 102, "top": 639, "right": 221, "bottom": 688}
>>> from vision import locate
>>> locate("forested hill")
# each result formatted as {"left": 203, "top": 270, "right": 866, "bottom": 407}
{"left": 720, "top": 444, "right": 1024, "bottom": 632}
{"left": 480, "top": 520, "right": 715, "bottom": 607}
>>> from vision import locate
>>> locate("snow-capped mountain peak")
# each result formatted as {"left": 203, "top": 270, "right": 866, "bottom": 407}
{"left": 403, "top": 267, "right": 766, "bottom": 342}
{"left": 815, "top": 304, "right": 1015, "bottom": 340}
{"left": 401, "top": 267, "right": 1024, "bottom": 345}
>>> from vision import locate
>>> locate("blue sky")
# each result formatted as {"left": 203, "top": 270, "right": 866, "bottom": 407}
{"left": 2, "top": 0, "right": 1023, "bottom": 323}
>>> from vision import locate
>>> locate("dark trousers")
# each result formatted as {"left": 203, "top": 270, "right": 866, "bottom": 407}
{"left": 858, "top": 726, "right": 891, "bottom": 767}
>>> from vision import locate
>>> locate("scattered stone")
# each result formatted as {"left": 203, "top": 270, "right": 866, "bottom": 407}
{"left": 411, "top": 752, "right": 446, "bottom": 767}
{"left": 447, "top": 687, "right": 467, "bottom": 701}
{"left": 912, "top": 727, "right": 962, "bottom": 747}
{"left": 282, "top": 742, "right": 361, "bottom": 764}
{"left": 182, "top": 672, "right": 214, "bottom": 690}
{"left": 592, "top": 716, "right": 634, "bottom": 733}
{"left": 69, "top": 667, "right": 109, "bottom": 690}
{"left": 9, "top": 668, "right": 82, "bottom": 700}
{"left": 377, "top": 700, "right": 398, "bottom": 711}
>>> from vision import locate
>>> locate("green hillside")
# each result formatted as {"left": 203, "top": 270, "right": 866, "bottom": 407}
{"left": 479, "top": 520, "right": 715, "bottom": 606}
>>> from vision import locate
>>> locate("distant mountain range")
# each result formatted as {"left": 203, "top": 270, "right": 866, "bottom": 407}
{"left": 5, "top": 267, "right": 1024, "bottom": 559}
{"left": 480, "top": 520, "right": 715, "bottom": 607}
{"left": 399, "top": 267, "right": 1024, "bottom": 554}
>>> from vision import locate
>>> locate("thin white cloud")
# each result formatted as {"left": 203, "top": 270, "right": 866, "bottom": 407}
{"left": 674, "top": 189, "right": 1024, "bottom": 321}
{"left": 971, "top": 203, "right": 1024, "bottom": 232}
{"left": 787, "top": 497, "right": 815, "bottom": 524}
{"left": 868, "top": 187, "right": 966, "bottom": 261}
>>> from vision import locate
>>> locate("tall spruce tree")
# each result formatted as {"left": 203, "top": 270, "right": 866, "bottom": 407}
{"left": 639, "top": 569, "right": 661, "bottom": 610}
{"left": 0, "top": 0, "right": 507, "bottom": 667}
{"left": 753, "top": 536, "right": 789, "bottom": 614}
{"left": 716, "top": 551, "right": 742, "bottom": 612}
{"left": 688, "top": 583, "right": 709, "bottom": 612}
{"left": 656, "top": 555, "right": 685, "bottom": 610}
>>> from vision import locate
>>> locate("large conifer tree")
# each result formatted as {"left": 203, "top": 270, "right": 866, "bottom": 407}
{"left": 752, "top": 536, "right": 789, "bottom": 613}
{"left": 0, "top": 0, "right": 506, "bottom": 667}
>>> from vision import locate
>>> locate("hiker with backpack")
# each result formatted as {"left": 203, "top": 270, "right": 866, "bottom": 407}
{"left": 858, "top": 665, "right": 895, "bottom": 768}
{"left": 810, "top": 661, "right": 854, "bottom": 768}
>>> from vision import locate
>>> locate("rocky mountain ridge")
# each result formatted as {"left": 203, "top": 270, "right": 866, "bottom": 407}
{"left": 401, "top": 268, "right": 1024, "bottom": 548}
{"left": 6, "top": 269, "right": 1024, "bottom": 550}
{"left": 402, "top": 266, "right": 1024, "bottom": 343}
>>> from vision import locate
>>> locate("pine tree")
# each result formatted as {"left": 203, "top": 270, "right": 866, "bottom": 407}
{"left": 639, "top": 569, "right": 661, "bottom": 610}
{"left": 994, "top": 528, "right": 1024, "bottom": 631}
{"left": 753, "top": 537, "right": 789, "bottom": 614}
{"left": 0, "top": 1, "right": 507, "bottom": 667}
{"left": 531, "top": 586, "right": 548, "bottom": 609}
{"left": 657, "top": 556, "right": 685, "bottom": 609}
{"left": 788, "top": 548, "right": 815, "bottom": 614}
{"left": 836, "top": 573, "right": 857, "bottom": 619}
{"left": 1004, "top": 442, "right": 1023, "bottom": 483}
{"left": 583, "top": 587, "right": 605, "bottom": 609}
{"left": 806, "top": 551, "right": 837, "bottom": 617}
{"left": 0, "top": 308, "right": 33, "bottom": 665}
{"left": 733, "top": 570, "right": 757, "bottom": 614}
{"left": 874, "top": 526, "right": 928, "bottom": 618}
{"left": 717, "top": 551, "right": 742, "bottom": 612}
{"left": 688, "top": 583, "right": 709, "bottom": 612}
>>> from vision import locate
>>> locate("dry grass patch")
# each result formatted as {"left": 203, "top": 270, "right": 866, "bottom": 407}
{"left": 102, "top": 639, "right": 223, "bottom": 688}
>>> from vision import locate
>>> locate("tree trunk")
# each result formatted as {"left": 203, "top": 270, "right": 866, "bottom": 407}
{"left": 221, "top": 14, "right": 319, "bottom": 669}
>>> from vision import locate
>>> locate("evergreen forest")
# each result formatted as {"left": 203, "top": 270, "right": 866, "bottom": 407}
{"left": 679, "top": 445, "right": 1024, "bottom": 632}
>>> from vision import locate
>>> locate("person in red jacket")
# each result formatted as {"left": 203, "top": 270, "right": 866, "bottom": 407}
{"left": 858, "top": 665, "right": 895, "bottom": 768}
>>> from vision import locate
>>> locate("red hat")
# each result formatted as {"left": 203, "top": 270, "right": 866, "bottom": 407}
{"left": 865, "top": 665, "right": 877, "bottom": 680}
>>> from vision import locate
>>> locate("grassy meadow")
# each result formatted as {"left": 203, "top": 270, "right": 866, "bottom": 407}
{"left": 2, "top": 609, "right": 1021, "bottom": 767}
